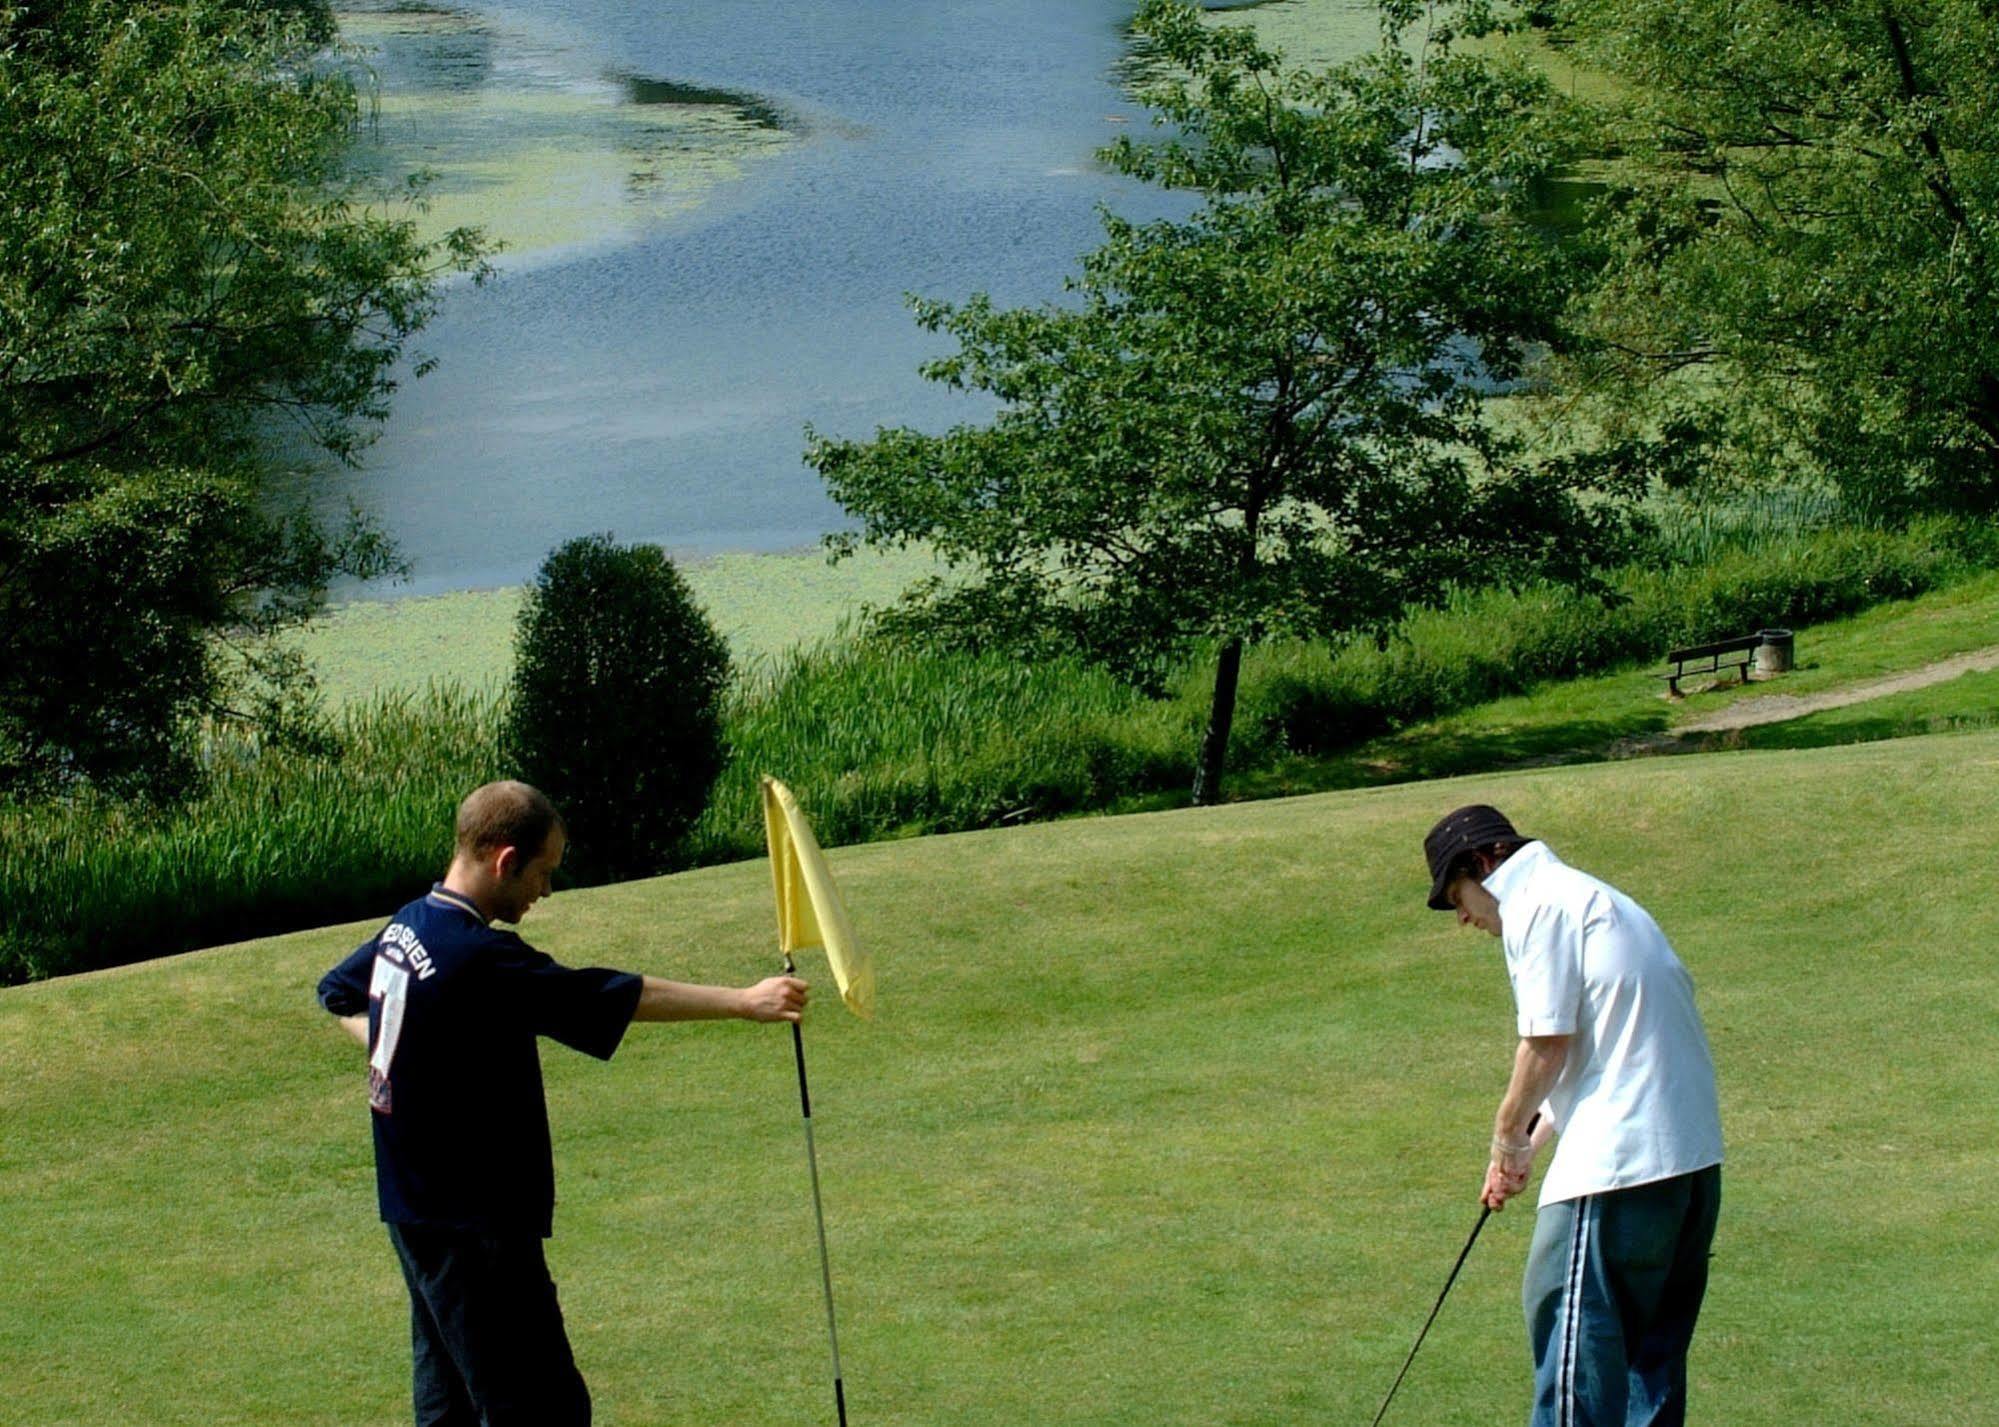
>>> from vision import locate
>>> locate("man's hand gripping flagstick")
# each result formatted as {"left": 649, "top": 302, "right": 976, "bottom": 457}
{"left": 762, "top": 777, "right": 874, "bottom": 1426}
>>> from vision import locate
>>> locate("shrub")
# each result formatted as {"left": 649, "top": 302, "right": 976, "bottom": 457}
{"left": 505, "top": 537, "right": 730, "bottom": 882}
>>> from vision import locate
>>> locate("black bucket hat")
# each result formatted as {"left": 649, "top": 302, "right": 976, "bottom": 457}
{"left": 1423, "top": 804, "right": 1525, "bottom": 911}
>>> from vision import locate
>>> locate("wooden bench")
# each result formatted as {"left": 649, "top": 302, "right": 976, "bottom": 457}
{"left": 1657, "top": 635, "right": 1761, "bottom": 696}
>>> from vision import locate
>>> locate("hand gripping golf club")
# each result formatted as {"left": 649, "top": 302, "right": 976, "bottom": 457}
{"left": 784, "top": 952, "right": 849, "bottom": 1426}
{"left": 1368, "top": 1114, "right": 1540, "bottom": 1427}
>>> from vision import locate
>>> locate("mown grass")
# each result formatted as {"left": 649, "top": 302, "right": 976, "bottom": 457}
{"left": 8, "top": 523, "right": 1995, "bottom": 982}
{"left": 1, "top": 735, "right": 1993, "bottom": 1424}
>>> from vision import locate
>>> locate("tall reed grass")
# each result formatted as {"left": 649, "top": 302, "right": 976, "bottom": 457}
{"left": 1, "top": 686, "right": 502, "bottom": 982}
{"left": 1644, "top": 485, "right": 1851, "bottom": 566}
{"left": 689, "top": 639, "right": 1194, "bottom": 862}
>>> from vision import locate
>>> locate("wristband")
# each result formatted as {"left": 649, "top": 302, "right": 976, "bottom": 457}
{"left": 1491, "top": 1134, "right": 1532, "bottom": 1160}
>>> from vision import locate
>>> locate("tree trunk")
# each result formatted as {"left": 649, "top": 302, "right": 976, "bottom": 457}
{"left": 1190, "top": 636, "right": 1244, "bottom": 807}
{"left": 1967, "top": 372, "right": 1999, "bottom": 460}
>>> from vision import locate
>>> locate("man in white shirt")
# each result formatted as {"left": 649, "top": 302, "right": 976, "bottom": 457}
{"left": 1423, "top": 804, "right": 1723, "bottom": 1427}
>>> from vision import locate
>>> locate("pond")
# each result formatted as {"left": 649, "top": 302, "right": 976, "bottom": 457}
{"left": 311, "top": 0, "right": 1384, "bottom": 596}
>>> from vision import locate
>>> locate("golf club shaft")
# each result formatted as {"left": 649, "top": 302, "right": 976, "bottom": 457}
{"left": 1369, "top": 1114, "right": 1540, "bottom": 1427}
{"left": 1367, "top": 1206, "right": 1490, "bottom": 1427}
{"left": 785, "top": 953, "right": 849, "bottom": 1426}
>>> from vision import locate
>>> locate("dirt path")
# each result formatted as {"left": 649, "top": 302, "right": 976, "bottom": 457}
{"left": 1594, "top": 643, "right": 1999, "bottom": 761}
{"left": 1673, "top": 644, "right": 1999, "bottom": 732}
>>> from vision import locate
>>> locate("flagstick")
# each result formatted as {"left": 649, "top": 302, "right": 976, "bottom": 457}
{"left": 784, "top": 952, "right": 849, "bottom": 1426}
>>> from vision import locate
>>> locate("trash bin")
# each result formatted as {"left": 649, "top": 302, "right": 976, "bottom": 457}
{"left": 1755, "top": 627, "right": 1794, "bottom": 676}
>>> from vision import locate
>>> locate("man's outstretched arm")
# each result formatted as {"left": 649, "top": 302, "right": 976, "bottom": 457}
{"left": 632, "top": 974, "right": 807, "bottom": 1023}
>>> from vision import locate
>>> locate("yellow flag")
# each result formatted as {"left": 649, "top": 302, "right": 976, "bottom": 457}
{"left": 761, "top": 776, "right": 873, "bottom": 1019}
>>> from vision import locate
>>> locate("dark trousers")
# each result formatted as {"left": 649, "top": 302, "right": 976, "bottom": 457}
{"left": 1521, "top": 1166, "right": 1722, "bottom": 1427}
{"left": 387, "top": 1222, "right": 592, "bottom": 1427}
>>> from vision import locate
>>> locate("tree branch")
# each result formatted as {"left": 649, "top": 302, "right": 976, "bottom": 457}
{"left": 1882, "top": 10, "right": 1980, "bottom": 250}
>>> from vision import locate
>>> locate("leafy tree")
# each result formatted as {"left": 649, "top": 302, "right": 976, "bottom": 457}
{"left": 0, "top": 463, "right": 395, "bottom": 796}
{"left": 808, "top": 0, "right": 1632, "bottom": 803}
{"left": 1555, "top": 0, "right": 1999, "bottom": 519}
{"left": 505, "top": 536, "right": 731, "bottom": 883}
{"left": 0, "top": 0, "right": 488, "bottom": 795}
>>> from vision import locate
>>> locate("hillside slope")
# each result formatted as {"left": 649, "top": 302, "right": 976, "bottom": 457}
{"left": 2, "top": 734, "right": 1994, "bottom": 1425}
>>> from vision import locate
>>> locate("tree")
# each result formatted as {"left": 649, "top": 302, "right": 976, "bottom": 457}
{"left": 1555, "top": 0, "right": 1999, "bottom": 519}
{"left": 505, "top": 536, "right": 731, "bottom": 884}
{"left": 0, "top": 0, "right": 488, "bottom": 795}
{"left": 808, "top": 0, "right": 1631, "bottom": 804}
{"left": 0, "top": 462, "right": 395, "bottom": 796}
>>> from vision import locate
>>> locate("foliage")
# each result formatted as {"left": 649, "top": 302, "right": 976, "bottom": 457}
{"left": 0, "top": 0, "right": 489, "bottom": 796}
{"left": 687, "top": 636, "right": 1194, "bottom": 862}
{"left": 0, "top": 462, "right": 399, "bottom": 797}
{"left": 1555, "top": 0, "right": 1999, "bottom": 519}
{"left": 6, "top": 523, "right": 1990, "bottom": 981}
{"left": 0, "top": 683, "right": 500, "bottom": 983}
{"left": 505, "top": 537, "right": 731, "bottom": 883}
{"left": 1254, "top": 520, "right": 1975, "bottom": 752}
{"left": 809, "top": 0, "right": 1631, "bottom": 804}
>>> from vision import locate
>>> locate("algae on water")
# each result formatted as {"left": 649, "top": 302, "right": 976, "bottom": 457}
{"left": 337, "top": 4, "right": 797, "bottom": 261}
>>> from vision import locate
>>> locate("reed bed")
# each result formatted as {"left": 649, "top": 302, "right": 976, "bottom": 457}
{"left": 689, "top": 639, "right": 1196, "bottom": 862}
{"left": 1, "top": 686, "right": 503, "bottom": 982}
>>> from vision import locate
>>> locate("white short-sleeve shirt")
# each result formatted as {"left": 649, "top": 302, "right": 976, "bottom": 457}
{"left": 1485, "top": 842, "right": 1724, "bottom": 1205}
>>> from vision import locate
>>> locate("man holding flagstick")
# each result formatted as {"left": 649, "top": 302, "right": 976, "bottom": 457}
{"left": 317, "top": 780, "right": 807, "bottom": 1427}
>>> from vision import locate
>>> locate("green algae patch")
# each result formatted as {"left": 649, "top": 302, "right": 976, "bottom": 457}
{"left": 301, "top": 546, "right": 949, "bottom": 705}
{"left": 337, "top": 4, "right": 795, "bottom": 260}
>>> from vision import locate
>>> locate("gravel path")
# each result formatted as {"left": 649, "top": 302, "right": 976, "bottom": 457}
{"left": 1590, "top": 643, "right": 1999, "bottom": 762}
{"left": 1673, "top": 644, "right": 1999, "bottom": 732}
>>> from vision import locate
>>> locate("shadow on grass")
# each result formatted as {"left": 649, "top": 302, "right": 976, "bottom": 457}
{"left": 1730, "top": 711, "right": 1999, "bottom": 753}
{"left": 910, "top": 674, "right": 1992, "bottom": 831}
{"left": 1227, "top": 702, "right": 1678, "bottom": 802}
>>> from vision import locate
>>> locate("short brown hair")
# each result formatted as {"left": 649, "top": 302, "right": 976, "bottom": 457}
{"left": 455, "top": 781, "right": 564, "bottom": 861}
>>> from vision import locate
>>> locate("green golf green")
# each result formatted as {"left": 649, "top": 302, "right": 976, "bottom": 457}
{"left": 2, "top": 732, "right": 1993, "bottom": 1424}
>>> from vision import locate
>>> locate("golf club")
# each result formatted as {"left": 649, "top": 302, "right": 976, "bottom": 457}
{"left": 1368, "top": 1113, "right": 1540, "bottom": 1427}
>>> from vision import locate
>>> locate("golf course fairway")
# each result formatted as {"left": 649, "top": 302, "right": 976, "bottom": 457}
{"left": 2, "top": 732, "right": 1993, "bottom": 1425}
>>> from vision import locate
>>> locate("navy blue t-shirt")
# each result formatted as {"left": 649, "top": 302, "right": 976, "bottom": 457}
{"left": 317, "top": 886, "right": 643, "bottom": 1237}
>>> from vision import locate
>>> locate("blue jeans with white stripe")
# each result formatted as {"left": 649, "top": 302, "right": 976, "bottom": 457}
{"left": 1522, "top": 1166, "right": 1721, "bottom": 1427}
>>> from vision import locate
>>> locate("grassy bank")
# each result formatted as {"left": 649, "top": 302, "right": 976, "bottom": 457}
{"left": 1231, "top": 564, "right": 1999, "bottom": 796}
{"left": 1727, "top": 665, "right": 1999, "bottom": 751}
{"left": 0, "top": 690, "right": 503, "bottom": 984}
{"left": 681, "top": 522, "right": 1997, "bottom": 860}
{"left": 2, "top": 735, "right": 1993, "bottom": 1424}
